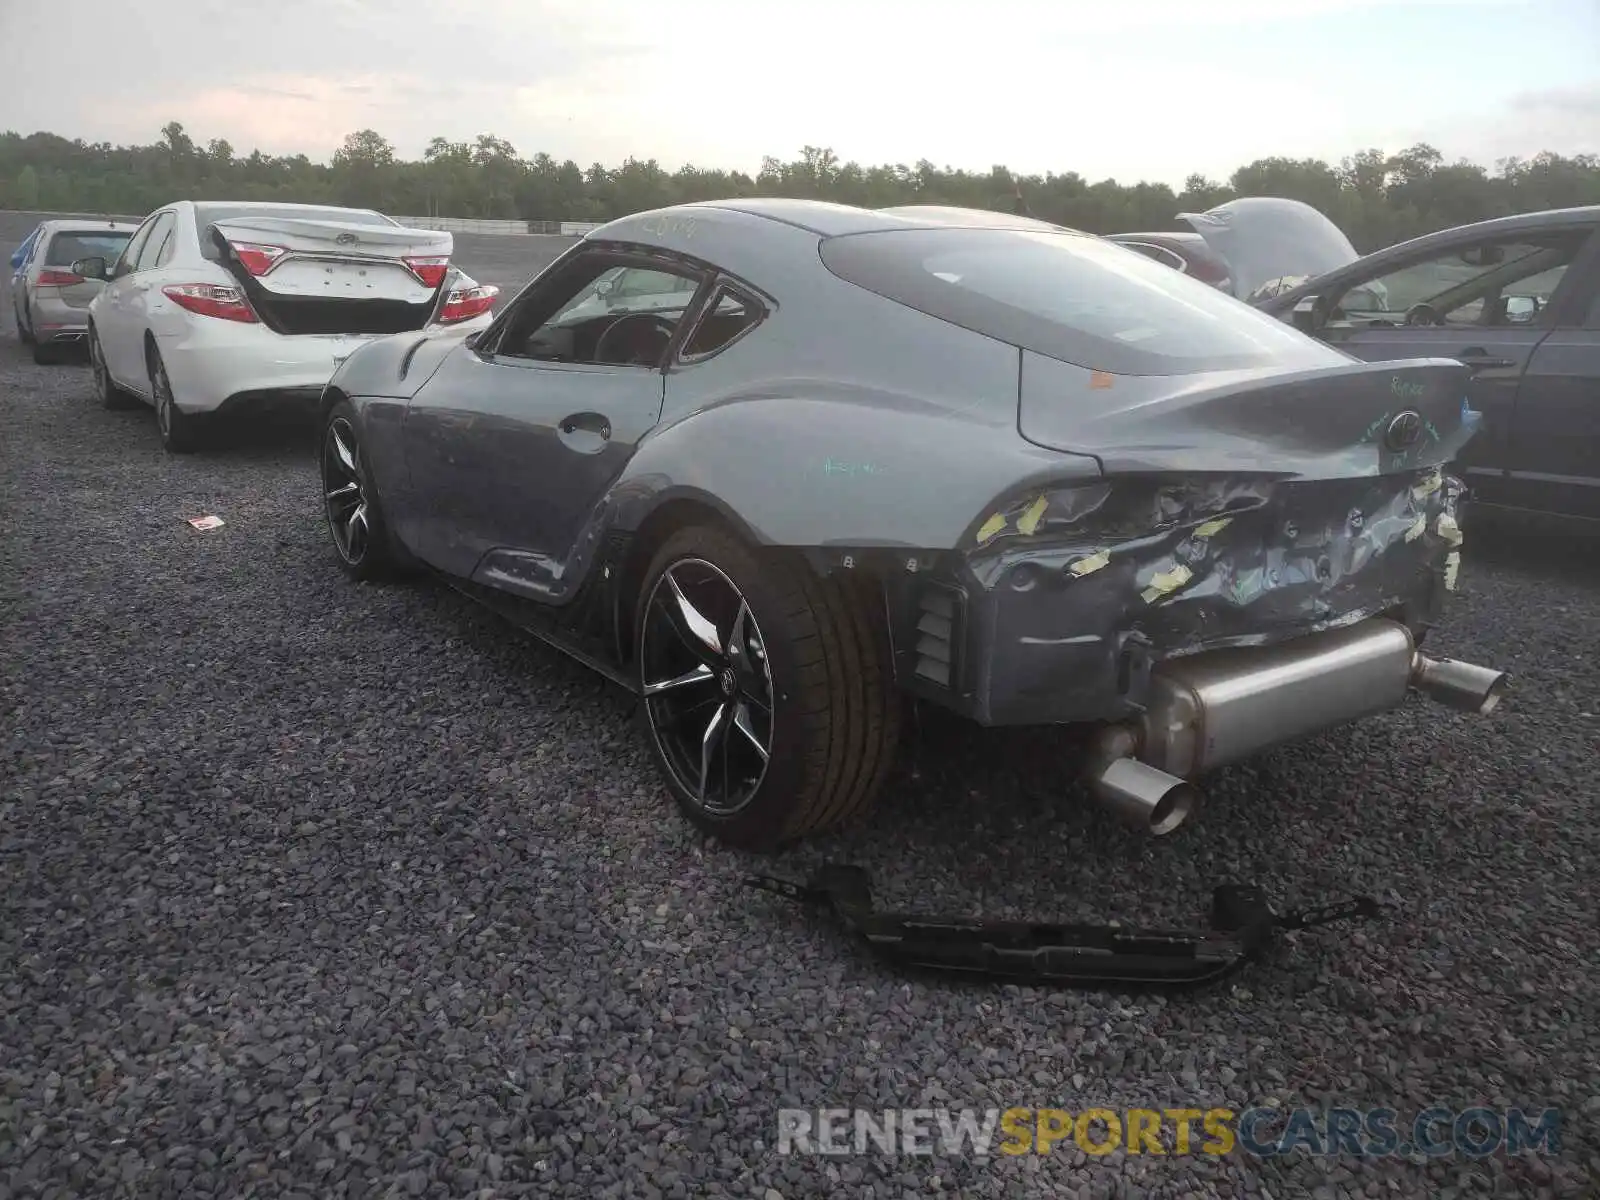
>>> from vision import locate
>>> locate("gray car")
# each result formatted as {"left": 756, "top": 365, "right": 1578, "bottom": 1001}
{"left": 11, "top": 219, "right": 140, "bottom": 363}
{"left": 318, "top": 199, "right": 1507, "bottom": 850}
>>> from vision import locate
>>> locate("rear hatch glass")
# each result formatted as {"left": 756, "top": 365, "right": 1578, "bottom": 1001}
{"left": 819, "top": 226, "right": 1332, "bottom": 376}
{"left": 44, "top": 231, "right": 132, "bottom": 268}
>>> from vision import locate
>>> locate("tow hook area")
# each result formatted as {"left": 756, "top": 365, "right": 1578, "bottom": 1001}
{"left": 747, "top": 866, "right": 1383, "bottom": 988}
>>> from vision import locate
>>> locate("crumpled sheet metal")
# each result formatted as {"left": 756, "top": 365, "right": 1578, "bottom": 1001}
{"left": 967, "top": 466, "right": 1461, "bottom": 657}
{"left": 951, "top": 466, "right": 1463, "bottom": 725}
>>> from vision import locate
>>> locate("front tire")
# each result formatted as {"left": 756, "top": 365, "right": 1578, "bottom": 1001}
{"left": 321, "top": 400, "right": 400, "bottom": 581}
{"left": 148, "top": 343, "right": 202, "bottom": 453}
{"left": 90, "top": 327, "right": 137, "bottom": 410}
{"left": 635, "top": 524, "right": 900, "bottom": 851}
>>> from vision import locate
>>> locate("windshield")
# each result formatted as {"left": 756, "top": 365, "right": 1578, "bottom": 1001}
{"left": 552, "top": 265, "right": 700, "bottom": 324}
{"left": 820, "top": 227, "right": 1331, "bottom": 375}
{"left": 44, "top": 231, "right": 133, "bottom": 266}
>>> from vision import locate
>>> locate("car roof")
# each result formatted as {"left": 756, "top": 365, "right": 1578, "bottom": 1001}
{"left": 679, "top": 197, "right": 1091, "bottom": 238}
{"left": 1109, "top": 230, "right": 1210, "bottom": 247}
{"left": 1259, "top": 203, "right": 1600, "bottom": 309}
{"left": 38, "top": 218, "right": 141, "bottom": 233}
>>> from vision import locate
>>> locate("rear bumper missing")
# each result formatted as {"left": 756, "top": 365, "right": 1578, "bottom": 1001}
{"left": 1080, "top": 618, "right": 1505, "bottom": 834}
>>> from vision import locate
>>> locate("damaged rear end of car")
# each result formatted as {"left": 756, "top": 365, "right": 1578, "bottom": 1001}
{"left": 203, "top": 212, "right": 487, "bottom": 336}
{"left": 819, "top": 222, "right": 1506, "bottom": 837}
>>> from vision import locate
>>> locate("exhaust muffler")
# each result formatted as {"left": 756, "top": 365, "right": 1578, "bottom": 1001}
{"left": 1084, "top": 726, "right": 1200, "bottom": 836}
{"left": 1409, "top": 654, "right": 1507, "bottom": 715}
{"left": 1081, "top": 619, "right": 1507, "bottom": 836}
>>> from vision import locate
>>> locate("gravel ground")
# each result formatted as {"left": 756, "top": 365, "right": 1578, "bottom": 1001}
{"left": 2, "top": 213, "right": 1598, "bottom": 1198}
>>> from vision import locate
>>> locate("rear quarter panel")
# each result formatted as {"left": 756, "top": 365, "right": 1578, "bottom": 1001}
{"left": 609, "top": 220, "right": 1102, "bottom": 549}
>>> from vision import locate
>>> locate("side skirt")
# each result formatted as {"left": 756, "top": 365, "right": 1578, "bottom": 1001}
{"left": 433, "top": 531, "right": 640, "bottom": 694}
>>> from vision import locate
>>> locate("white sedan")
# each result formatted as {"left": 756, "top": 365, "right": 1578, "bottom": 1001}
{"left": 79, "top": 200, "right": 499, "bottom": 452}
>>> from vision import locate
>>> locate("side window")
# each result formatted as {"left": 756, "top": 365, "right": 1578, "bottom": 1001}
{"left": 153, "top": 220, "right": 179, "bottom": 268}
{"left": 679, "top": 285, "right": 766, "bottom": 360}
{"left": 133, "top": 213, "right": 175, "bottom": 273}
{"left": 1332, "top": 234, "right": 1587, "bottom": 329}
{"left": 490, "top": 252, "right": 705, "bottom": 367}
{"left": 113, "top": 218, "right": 157, "bottom": 278}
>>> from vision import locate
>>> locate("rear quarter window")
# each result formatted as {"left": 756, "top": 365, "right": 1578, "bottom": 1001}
{"left": 819, "top": 227, "right": 1337, "bottom": 376}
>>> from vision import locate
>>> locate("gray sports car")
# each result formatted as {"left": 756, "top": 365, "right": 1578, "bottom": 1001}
{"left": 318, "top": 199, "right": 1507, "bottom": 850}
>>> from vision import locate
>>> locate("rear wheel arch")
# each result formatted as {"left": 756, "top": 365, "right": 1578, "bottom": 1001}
{"left": 616, "top": 497, "right": 748, "bottom": 667}
{"left": 319, "top": 385, "right": 349, "bottom": 426}
{"left": 631, "top": 518, "right": 902, "bottom": 848}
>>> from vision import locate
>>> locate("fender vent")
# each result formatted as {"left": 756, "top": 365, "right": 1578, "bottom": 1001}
{"left": 912, "top": 583, "right": 964, "bottom": 689}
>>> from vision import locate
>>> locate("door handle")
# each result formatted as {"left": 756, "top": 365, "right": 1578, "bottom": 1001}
{"left": 1456, "top": 348, "right": 1514, "bottom": 369}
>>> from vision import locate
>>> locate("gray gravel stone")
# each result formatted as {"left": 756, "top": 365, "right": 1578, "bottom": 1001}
{"left": 0, "top": 214, "right": 1595, "bottom": 1198}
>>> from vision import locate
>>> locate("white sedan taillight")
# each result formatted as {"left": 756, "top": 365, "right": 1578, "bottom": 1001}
{"left": 163, "top": 283, "right": 259, "bottom": 324}
{"left": 404, "top": 256, "right": 451, "bottom": 289}
{"left": 227, "top": 242, "right": 288, "bottom": 276}
{"left": 438, "top": 283, "right": 499, "bottom": 324}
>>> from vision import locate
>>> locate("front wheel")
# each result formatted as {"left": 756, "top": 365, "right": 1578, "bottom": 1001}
{"left": 321, "top": 400, "right": 401, "bottom": 581}
{"left": 635, "top": 524, "right": 901, "bottom": 850}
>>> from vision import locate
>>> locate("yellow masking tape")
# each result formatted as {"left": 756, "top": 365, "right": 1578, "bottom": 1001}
{"left": 1404, "top": 514, "right": 1427, "bottom": 543}
{"left": 1141, "top": 564, "right": 1193, "bottom": 604}
{"left": 1016, "top": 495, "right": 1050, "bottom": 536}
{"left": 976, "top": 512, "right": 1007, "bottom": 544}
{"left": 1193, "top": 517, "right": 1232, "bottom": 539}
{"left": 1069, "top": 550, "right": 1111, "bottom": 577}
{"left": 1436, "top": 513, "right": 1463, "bottom": 547}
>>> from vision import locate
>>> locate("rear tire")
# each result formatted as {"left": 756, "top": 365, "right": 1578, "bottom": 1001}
{"left": 31, "top": 340, "right": 60, "bottom": 365}
{"left": 635, "top": 523, "right": 900, "bottom": 851}
{"left": 148, "top": 343, "right": 202, "bottom": 453}
{"left": 90, "top": 327, "right": 137, "bottom": 410}
{"left": 15, "top": 300, "right": 34, "bottom": 345}
{"left": 320, "top": 399, "right": 401, "bottom": 581}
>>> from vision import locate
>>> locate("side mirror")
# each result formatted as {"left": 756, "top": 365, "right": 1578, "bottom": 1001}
{"left": 1501, "top": 295, "right": 1537, "bottom": 324}
{"left": 463, "top": 330, "right": 483, "bottom": 350}
{"left": 71, "top": 256, "right": 108, "bottom": 281}
{"left": 1290, "top": 295, "right": 1323, "bottom": 334}
{"left": 1459, "top": 245, "right": 1505, "bottom": 268}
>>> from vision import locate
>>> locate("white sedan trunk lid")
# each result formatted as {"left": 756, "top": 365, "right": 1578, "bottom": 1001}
{"left": 209, "top": 217, "right": 452, "bottom": 303}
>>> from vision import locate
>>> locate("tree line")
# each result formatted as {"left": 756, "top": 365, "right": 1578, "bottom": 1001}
{"left": 3, "top": 123, "right": 1597, "bottom": 252}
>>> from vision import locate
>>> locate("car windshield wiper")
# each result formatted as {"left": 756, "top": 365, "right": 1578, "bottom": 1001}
{"left": 747, "top": 865, "right": 1383, "bottom": 989}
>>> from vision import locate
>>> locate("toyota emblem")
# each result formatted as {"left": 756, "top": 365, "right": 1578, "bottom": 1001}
{"left": 1384, "top": 410, "right": 1424, "bottom": 452}
{"left": 335, "top": 232, "right": 359, "bottom": 246}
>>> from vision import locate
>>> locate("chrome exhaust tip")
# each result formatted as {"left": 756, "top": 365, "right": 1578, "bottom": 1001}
{"left": 1089, "top": 757, "right": 1199, "bottom": 836}
{"left": 1410, "top": 654, "right": 1509, "bottom": 715}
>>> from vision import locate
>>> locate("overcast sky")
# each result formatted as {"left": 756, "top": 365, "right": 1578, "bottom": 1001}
{"left": 2, "top": 0, "right": 1596, "bottom": 185}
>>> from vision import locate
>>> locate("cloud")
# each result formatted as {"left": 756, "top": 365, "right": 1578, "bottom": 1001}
{"left": 0, "top": 0, "right": 1587, "bottom": 185}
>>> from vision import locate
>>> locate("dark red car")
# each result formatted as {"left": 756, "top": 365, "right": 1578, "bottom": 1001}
{"left": 1106, "top": 232, "right": 1233, "bottom": 291}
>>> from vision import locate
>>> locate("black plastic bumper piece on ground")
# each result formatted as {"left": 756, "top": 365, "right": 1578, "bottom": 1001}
{"left": 747, "top": 865, "right": 1383, "bottom": 989}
